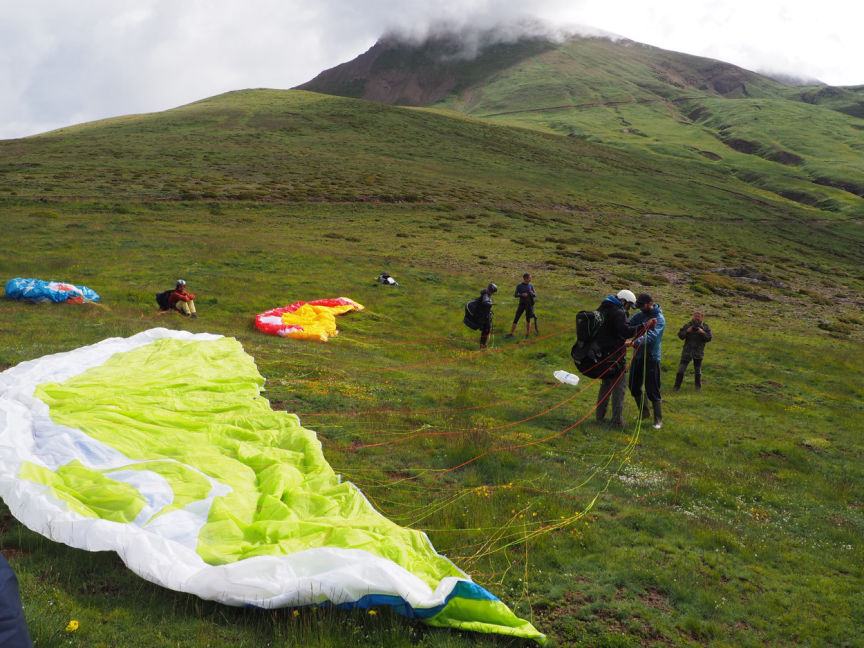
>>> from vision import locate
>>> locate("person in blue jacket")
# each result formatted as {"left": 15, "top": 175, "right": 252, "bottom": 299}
{"left": 625, "top": 293, "right": 665, "bottom": 429}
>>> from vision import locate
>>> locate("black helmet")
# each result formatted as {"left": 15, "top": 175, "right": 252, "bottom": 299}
{"left": 487, "top": 282, "right": 498, "bottom": 294}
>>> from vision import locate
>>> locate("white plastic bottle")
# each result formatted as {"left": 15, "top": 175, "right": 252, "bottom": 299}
{"left": 553, "top": 370, "right": 580, "bottom": 386}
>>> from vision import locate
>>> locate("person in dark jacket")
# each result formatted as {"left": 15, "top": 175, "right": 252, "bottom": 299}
{"left": 473, "top": 283, "right": 497, "bottom": 348}
{"left": 168, "top": 279, "right": 197, "bottom": 318}
{"left": 594, "top": 289, "right": 639, "bottom": 427}
{"left": 506, "top": 273, "right": 536, "bottom": 338}
{"left": 625, "top": 293, "right": 664, "bottom": 429}
{"left": 675, "top": 310, "right": 712, "bottom": 390}
{"left": 0, "top": 554, "right": 32, "bottom": 648}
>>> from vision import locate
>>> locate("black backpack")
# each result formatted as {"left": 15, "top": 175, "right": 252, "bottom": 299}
{"left": 571, "top": 310, "right": 603, "bottom": 361}
{"left": 463, "top": 298, "right": 481, "bottom": 330}
{"left": 571, "top": 309, "right": 623, "bottom": 378}
{"left": 155, "top": 290, "right": 172, "bottom": 311}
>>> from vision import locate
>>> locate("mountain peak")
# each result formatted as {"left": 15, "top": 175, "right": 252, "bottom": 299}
{"left": 295, "top": 26, "right": 789, "bottom": 109}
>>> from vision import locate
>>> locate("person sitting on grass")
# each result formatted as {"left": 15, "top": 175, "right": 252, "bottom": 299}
{"left": 168, "top": 279, "right": 198, "bottom": 318}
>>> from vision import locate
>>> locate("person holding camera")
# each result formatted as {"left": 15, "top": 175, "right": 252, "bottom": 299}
{"left": 674, "top": 310, "right": 712, "bottom": 390}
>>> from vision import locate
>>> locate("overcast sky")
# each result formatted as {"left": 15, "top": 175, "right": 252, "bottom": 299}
{"left": 2, "top": 0, "right": 862, "bottom": 140}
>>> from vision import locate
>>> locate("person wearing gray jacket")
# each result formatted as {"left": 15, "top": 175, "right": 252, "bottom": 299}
{"left": 674, "top": 311, "right": 712, "bottom": 390}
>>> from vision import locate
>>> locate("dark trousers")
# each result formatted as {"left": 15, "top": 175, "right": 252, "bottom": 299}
{"left": 480, "top": 326, "right": 491, "bottom": 346}
{"left": 629, "top": 355, "right": 662, "bottom": 403}
{"left": 513, "top": 302, "right": 535, "bottom": 324}
{"left": 677, "top": 355, "right": 703, "bottom": 377}
{"left": 597, "top": 370, "right": 626, "bottom": 423}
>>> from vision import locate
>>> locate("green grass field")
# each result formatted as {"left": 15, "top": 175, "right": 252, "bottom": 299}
{"left": 1, "top": 89, "right": 863, "bottom": 647}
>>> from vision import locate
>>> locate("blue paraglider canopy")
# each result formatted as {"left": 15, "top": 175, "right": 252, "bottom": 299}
{"left": 5, "top": 277, "right": 100, "bottom": 304}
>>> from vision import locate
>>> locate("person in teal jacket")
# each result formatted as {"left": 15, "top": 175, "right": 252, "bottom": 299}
{"left": 625, "top": 293, "right": 665, "bottom": 429}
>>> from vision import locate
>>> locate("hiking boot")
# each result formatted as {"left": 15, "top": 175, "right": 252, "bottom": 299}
{"left": 609, "top": 417, "right": 625, "bottom": 428}
{"left": 652, "top": 401, "right": 663, "bottom": 429}
{"left": 191, "top": 313, "right": 199, "bottom": 319}
{"left": 503, "top": 333, "right": 514, "bottom": 339}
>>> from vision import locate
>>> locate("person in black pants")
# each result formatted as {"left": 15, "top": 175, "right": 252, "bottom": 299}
{"left": 506, "top": 273, "right": 536, "bottom": 338}
{"left": 474, "top": 283, "right": 497, "bottom": 348}
{"left": 625, "top": 293, "right": 665, "bottom": 429}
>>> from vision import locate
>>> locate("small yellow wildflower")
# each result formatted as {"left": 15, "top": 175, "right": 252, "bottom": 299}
{"left": 368, "top": 609, "right": 377, "bottom": 616}
{"left": 65, "top": 620, "right": 79, "bottom": 632}
{"left": 292, "top": 610, "right": 300, "bottom": 617}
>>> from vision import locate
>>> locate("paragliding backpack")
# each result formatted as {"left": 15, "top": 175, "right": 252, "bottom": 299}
{"left": 570, "top": 310, "right": 610, "bottom": 378}
{"left": 463, "top": 297, "right": 482, "bottom": 330}
{"left": 155, "top": 290, "right": 173, "bottom": 311}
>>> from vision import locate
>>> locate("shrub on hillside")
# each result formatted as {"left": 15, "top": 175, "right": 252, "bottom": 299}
{"left": 580, "top": 245, "right": 607, "bottom": 261}
{"left": 691, "top": 272, "right": 737, "bottom": 295}
{"left": 798, "top": 288, "right": 832, "bottom": 305}
{"left": 817, "top": 320, "right": 853, "bottom": 335}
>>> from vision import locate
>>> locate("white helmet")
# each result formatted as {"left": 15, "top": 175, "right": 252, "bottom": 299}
{"left": 176, "top": 279, "right": 186, "bottom": 286}
{"left": 616, "top": 289, "right": 636, "bottom": 307}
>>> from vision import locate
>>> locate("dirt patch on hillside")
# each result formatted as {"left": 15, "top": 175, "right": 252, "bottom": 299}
{"left": 723, "top": 138, "right": 761, "bottom": 155}
{"left": 814, "top": 176, "right": 864, "bottom": 198}
{"left": 765, "top": 150, "right": 805, "bottom": 166}
{"left": 364, "top": 71, "right": 459, "bottom": 106}
{"left": 699, "top": 150, "right": 722, "bottom": 160}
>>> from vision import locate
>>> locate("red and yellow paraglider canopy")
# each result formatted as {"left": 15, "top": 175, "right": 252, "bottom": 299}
{"left": 255, "top": 298, "right": 364, "bottom": 341}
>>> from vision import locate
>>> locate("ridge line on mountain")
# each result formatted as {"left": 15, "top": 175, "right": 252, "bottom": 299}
{"left": 479, "top": 97, "right": 704, "bottom": 118}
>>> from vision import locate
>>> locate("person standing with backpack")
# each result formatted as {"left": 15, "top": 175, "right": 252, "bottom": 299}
{"left": 625, "top": 293, "right": 664, "bottom": 428}
{"left": 505, "top": 273, "right": 537, "bottom": 338}
{"left": 593, "top": 289, "right": 639, "bottom": 427}
{"left": 463, "top": 283, "right": 497, "bottom": 348}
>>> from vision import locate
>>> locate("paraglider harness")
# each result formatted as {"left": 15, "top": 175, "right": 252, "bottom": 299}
{"left": 155, "top": 290, "right": 173, "bottom": 311}
{"left": 376, "top": 273, "right": 398, "bottom": 286}
{"left": 570, "top": 309, "right": 624, "bottom": 379}
{"left": 463, "top": 297, "right": 484, "bottom": 330}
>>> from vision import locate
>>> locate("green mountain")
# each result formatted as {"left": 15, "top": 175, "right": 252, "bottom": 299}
{"left": 298, "top": 31, "right": 864, "bottom": 218}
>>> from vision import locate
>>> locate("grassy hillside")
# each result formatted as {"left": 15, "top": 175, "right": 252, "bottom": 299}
{"left": 299, "top": 33, "right": 864, "bottom": 220}
{"left": 1, "top": 90, "right": 863, "bottom": 647}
